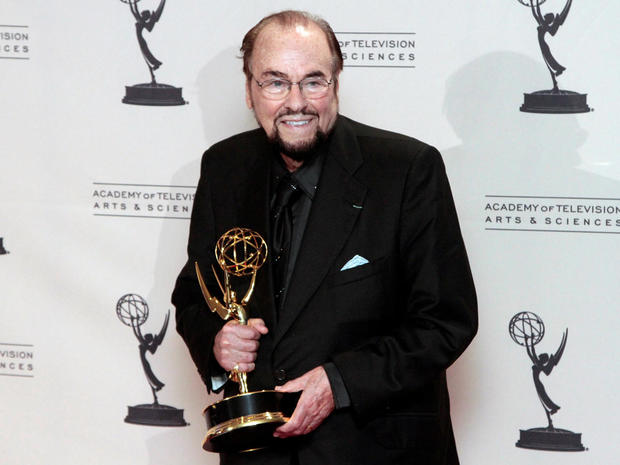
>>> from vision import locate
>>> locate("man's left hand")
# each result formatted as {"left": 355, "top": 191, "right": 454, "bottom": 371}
{"left": 273, "top": 366, "right": 335, "bottom": 438}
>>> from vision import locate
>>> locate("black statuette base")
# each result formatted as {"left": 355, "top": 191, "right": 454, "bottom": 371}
{"left": 203, "top": 390, "right": 300, "bottom": 453}
{"left": 123, "top": 83, "right": 187, "bottom": 106}
{"left": 125, "top": 403, "right": 188, "bottom": 427}
{"left": 520, "top": 89, "right": 591, "bottom": 114}
{"left": 516, "top": 427, "right": 586, "bottom": 451}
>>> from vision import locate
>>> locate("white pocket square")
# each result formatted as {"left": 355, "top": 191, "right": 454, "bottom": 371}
{"left": 340, "top": 255, "right": 369, "bottom": 271}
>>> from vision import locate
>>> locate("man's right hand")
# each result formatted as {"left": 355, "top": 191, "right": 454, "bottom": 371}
{"left": 213, "top": 318, "right": 268, "bottom": 373}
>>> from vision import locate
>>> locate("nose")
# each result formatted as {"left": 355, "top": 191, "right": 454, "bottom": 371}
{"left": 283, "top": 83, "right": 306, "bottom": 111}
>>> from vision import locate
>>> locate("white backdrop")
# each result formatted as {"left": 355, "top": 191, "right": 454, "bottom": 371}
{"left": 1, "top": 1, "right": 619, "bottom": 464}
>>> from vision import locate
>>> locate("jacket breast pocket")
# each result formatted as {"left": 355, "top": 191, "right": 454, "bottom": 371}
{"left": 328, "top": 256, "right": 386, "bottom": 288}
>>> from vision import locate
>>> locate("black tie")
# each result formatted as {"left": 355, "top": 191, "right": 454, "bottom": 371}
{"left": 271, "top": 173, "right": 301, "bottom": 309}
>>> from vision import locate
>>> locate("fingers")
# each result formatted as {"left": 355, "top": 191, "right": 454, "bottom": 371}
{"left": 273, "top": 366, "right": 335, "bottom": 438}
{"left": 213, "top": 319, "right": 267, "bottom": 372}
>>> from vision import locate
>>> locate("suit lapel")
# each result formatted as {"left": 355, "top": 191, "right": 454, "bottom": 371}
{"left": 275, "top": 117, "right": 367, "bottom": 343}
{"left": 233, "top": 133, "right": 278, "bottom": 329}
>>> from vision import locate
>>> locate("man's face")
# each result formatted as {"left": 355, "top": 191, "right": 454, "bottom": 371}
{"left": 245, "top": 22, "right": 339, "bottom": 159}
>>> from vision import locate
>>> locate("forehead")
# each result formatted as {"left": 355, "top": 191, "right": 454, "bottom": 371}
{"left": 250, "top": 22, "right": 333, "bottom": 78}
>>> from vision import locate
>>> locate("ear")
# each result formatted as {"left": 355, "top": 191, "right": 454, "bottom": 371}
{"left": 245, "top": 79, "right": 253, "bottom": 110}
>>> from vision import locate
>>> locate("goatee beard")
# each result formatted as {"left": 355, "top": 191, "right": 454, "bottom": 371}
{"left": 270, "top": 127, "right": 329, "bottom": 161}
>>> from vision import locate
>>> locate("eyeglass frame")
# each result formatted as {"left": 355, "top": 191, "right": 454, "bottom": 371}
{"left": 251, "top": 74, "right": 334, "bottom": 100}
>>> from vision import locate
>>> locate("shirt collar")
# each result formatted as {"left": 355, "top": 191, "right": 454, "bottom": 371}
{"left": 272, "top": 147, "right": 326, "bottom": 201}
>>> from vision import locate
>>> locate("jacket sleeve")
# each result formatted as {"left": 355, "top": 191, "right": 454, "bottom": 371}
{"left": 171, "top": 149, "right": 227, "bottom": 393}
{"left": 331, "top": 145, "right": 478, "bottom": 419}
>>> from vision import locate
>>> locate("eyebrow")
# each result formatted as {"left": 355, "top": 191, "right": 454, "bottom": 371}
{"left": 260, "top": 69, "right": 327, "bottom": 80}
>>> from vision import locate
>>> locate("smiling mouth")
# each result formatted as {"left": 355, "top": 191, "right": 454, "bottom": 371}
{"left": 277, "top": 112, "right": 317, "bottom": 128}
{"left": 282, "top": 120, "right": 312, "bottom": 127}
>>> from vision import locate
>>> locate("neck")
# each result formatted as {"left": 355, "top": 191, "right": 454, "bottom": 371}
{"left": 280, "top": 153, "right": 304, "bottom": 172}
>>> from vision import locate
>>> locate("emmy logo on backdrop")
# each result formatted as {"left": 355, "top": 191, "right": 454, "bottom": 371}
{"left": 195, "top": 227, "right": 298, "bottom": 453}
{"left": 516, "top": 0, "right": 591, "bottom": 113}
{"left": 116, "top": 293, "right": 188, "bottom": 426}
{"left": 119, "top": 0, "right": 186, "bottom": 106}
{"left": 0, "top": 237, "right": 9, "bottom": 255}
{"left": 509, "top": 311, "right": 585, "bottom": 451}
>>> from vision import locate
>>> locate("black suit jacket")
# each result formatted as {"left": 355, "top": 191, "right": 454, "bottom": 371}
{"left": 172, "top": 115, "right": 477, "bottom": 465}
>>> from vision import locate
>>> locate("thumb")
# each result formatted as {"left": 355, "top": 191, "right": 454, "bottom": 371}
{"left": 247, "top": 318, "right": 269, "bottom": 335}
{"left": 275, "top": 376, "right": 305, "bottom": 393}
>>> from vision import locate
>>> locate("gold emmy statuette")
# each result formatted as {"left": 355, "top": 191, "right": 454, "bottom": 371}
{"left": 195, "top": 227, "right": 298, "bottom": 453}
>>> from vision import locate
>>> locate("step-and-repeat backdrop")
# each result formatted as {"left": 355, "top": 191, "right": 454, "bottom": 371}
{"left": 1, "top": 1, "right": 618, "bottom": 464}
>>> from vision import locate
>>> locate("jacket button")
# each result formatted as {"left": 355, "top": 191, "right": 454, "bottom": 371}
{"left": 274, "top": 368, "right": 287, "bottom": 384}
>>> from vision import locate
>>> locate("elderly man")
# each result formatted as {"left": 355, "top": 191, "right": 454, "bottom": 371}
{"left": 173, "top": 10, "right": 477, "bottom": 465}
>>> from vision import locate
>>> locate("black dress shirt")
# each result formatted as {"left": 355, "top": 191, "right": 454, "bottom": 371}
{"left": 270, "top": 147, "right": 351, "bottom": 409}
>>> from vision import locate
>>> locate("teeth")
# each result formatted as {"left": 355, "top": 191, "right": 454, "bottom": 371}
{"left": 285, "top": 120, "right": 310, "bottom": 126}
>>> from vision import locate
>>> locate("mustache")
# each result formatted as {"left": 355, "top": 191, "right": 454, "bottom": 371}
{"left": 275, "top": 108, "right": 319, "bottom": 119}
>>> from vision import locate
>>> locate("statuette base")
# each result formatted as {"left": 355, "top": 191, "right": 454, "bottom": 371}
{"left": 123, "top": 83, "right": 186, "bottom": 106}
{"left": 516, "top": 427, "right": 586, "bottom": 451}
{"left": 125, "top": 403, "right": 188, "bottom": 426}
{"left": 520, "top": 89, "right": 591, "bottom": 114}
{"left": 203, "top": 390, "right": 299, "bottom": 453}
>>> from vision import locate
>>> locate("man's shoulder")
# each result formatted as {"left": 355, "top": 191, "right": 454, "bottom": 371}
{"left": 205, "top": 127, "right": 266, "bottom": 157}
{"left": 343, "top": 116, "right": 422, "bottom": 142}
{"left": 197, "top": 127, "right": 269, "bottom": 176}
{"left": 339, "top": 115, "right": 438, "bottom": 164}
